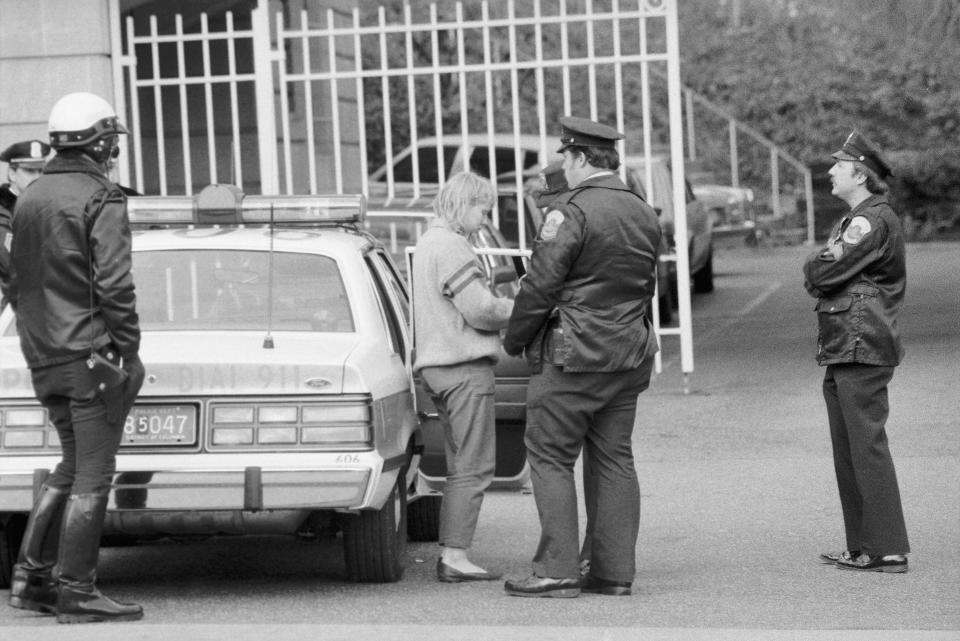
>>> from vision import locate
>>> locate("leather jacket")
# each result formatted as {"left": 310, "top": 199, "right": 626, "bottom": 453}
{"left": 6, "top": 152, "right": 140, "bottom": 369}
{"left": 504, "top": 172, "right": 661, "bottom": 373}
{"left": 803, "top": 194, "right": 905, "bottom": 367}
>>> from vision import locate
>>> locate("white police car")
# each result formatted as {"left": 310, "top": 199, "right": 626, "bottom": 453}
{"left": 0, "top": 185, "right": 439, "bottom": 584}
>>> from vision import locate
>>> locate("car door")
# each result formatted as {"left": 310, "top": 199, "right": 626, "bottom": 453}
{"left": 404, "top": 225, "right": 532, "bottom": 488}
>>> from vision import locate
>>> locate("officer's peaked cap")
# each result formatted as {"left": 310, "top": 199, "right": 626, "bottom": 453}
{"left": 556, "top": 116, "right": 624, "bottom": 153}
{"left": 0, "top": 140, "right": 51, "bottom": 167}
{"left": 831, "top": 130, "right": 892, "bottom": 179}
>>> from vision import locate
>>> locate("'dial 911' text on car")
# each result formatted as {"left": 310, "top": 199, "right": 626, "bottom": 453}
{"left": 0, "top": 185, "right": 458, "bottom": 585}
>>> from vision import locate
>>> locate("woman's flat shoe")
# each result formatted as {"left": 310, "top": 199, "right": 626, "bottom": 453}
{"left": 436, "top": 559, "right": 501, "bottom": 583}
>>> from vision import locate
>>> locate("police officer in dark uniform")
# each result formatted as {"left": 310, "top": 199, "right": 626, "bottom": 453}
{"left": 502, "top": 116, "right": 661, "bottom": 598}
{"left": 4, "top": 92, "right": 145, "bottom": 622}
{"left": 804, "top": 130, "right": 910, "bottom": 573}
{"left": 0, "top": 139, "right": 50, "bottom": 310}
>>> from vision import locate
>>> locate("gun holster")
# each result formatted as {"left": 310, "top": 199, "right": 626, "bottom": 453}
{"left": 86, "top": 349, "right": 128, "bottom": 394}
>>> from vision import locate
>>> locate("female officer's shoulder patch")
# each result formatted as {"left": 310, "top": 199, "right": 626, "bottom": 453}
{"left": 540, "top": 209, "right": 565, "bottom": 241}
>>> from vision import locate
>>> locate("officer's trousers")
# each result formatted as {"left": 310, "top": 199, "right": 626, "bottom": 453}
{"left": 31, "top": 355, "right": 141, "bottom": 495}
{"left": 525, "top": 359, "right": 653, "bottom": 582}
{"left": 823, "top": 363, "right": 909, "bottom": 556}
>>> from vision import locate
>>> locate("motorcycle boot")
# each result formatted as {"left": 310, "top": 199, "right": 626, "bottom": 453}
{"left": 8, "top": 484, "right": 70, "bottom": 614}
{"left": 55, "top": 493, "right": 143, "bottom": 624}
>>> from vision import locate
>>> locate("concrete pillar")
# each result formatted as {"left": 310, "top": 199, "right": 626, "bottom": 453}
{"left": 0, "top": 0, "right": 115, "bottom": 146}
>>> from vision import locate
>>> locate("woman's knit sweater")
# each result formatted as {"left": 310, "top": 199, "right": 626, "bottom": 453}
{"left": 412, "top": 219, "right": 513, "bottom": 372}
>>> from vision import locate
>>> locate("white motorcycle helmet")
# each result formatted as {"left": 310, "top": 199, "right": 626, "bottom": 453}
{"left": 48, "top": 92, "right": 128, "bottom": 162}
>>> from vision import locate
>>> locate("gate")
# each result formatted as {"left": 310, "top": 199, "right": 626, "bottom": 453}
{"left": 112, "top": 0, "right": 696, "bottom": 388}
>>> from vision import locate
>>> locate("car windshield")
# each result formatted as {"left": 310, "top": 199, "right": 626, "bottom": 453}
{"left": 132, "top": 249, "right": 355, "bottom": 332}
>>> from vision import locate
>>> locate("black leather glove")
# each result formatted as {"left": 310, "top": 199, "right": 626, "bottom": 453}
{"left": 122, "top": 353, "right": 146, "bottom": 399}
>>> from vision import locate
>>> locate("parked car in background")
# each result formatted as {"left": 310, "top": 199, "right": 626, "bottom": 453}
{"left": 368, "top": 134, "right": 560, "bottom": 203}
{"left": 693, "top": 184, "right": 756, "bottom": 232}
{"left": 623, "top": 155, "right": 714, "bottom": 296}
{"left": 0, "top": 187, "right": 435, "bottom": 586}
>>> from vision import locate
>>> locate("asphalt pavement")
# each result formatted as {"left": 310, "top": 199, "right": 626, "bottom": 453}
{"left": 3, "top": 240, "right": 958, "bottom": 640}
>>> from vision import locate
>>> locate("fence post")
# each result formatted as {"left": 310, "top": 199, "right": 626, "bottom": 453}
{"left": 252, "top": 0, "right": 278, "bottom": 194}
{"left": 769, "top": 146, "right": 781, "bottom": 219}
{"left": 728, "top": 119, "right": 739, "bottom": 188}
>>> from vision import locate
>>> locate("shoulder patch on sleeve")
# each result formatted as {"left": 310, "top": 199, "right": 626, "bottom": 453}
{"left": 540, "top": 209, "right": 565, "bottom": 241}
{"left": 842, "top": 216, "right": 872, "bottom": 244}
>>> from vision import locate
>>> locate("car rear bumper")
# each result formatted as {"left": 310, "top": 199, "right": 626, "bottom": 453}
{"left": 0, "top": 452, "right": 399, "bottom": 515}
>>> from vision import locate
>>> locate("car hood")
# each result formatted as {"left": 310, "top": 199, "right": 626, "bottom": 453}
{"left": 0, "top": 332, "right": 362, "bottom": 398}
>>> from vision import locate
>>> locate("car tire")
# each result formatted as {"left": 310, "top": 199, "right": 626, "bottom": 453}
{"left": 0, "top": 514, "right": 26, "bottom": 589}
{"left": 406, "top": 495, "right": 441, "bottom": 542}
{"left": 693, "top": 249, "right": 714, "bottom": 293}
{"left": 341, "top": 469, "right": 407, "bottom": 583}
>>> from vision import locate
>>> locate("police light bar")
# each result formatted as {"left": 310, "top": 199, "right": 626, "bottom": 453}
{"left": 127, "top": 184, "right": 365, "bottom": 226}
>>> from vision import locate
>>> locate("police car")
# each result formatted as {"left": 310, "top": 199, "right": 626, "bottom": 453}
{"left": 0, "top": 185, "right": 442, "bottom": 585}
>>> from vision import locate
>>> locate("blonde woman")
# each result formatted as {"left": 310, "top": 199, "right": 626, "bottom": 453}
{"left": 412, "top": 172, "right": 513, "bottom": 582}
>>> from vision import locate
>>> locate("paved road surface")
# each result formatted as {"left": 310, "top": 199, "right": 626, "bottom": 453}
{"left": 3, "top": 241, "right": 958, "bottom": 640}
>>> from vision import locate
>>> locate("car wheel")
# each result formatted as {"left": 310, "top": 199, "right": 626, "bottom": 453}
{"left": 406, "top": 495, "right": 441, "bottom": 542}
{"left": 693, "top": 249, "right": 714, "bottom": 293}
{"left": 341, "top": 469, "right": 407, "bottom": 583}
{"left": 0, "top": 514, "right": 26, "bottom": 589}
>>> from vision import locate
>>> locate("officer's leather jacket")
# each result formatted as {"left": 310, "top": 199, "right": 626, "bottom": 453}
{"left": 802, "top": 194, "right": 905, "bottom": 367}
{"left": 6, "top": 152, "right": 140, "bottom": 369}
{"left": 504, "top": 172, "right": 661, "bottom": 373}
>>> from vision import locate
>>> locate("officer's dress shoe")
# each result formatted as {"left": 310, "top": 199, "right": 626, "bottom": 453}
{"left": 436, "top": 559, "right": 501, "bottom": 583}
{"left": 819, "top": 550, "right": 860, "bottom": 564}
{"left": 581, "top": 574, "right": 632, "bottom": 596}
{"left": 504, "top": 574, "right": 580, "bottom": 598}
{"left": 836, "top": 553, "right": 908, "bottom": 573}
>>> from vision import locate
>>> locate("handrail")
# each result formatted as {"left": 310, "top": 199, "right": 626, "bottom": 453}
{"left": 682, "top": 87, "right": 815, "bottom": 245}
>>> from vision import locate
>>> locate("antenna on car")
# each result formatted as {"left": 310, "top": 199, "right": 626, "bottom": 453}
{"left": 262, "top": 203, "right": 276, "bottom": 349}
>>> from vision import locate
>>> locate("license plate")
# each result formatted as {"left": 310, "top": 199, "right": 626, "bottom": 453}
{"left": 122, "top": 405, "right": 197, "bottom": 446}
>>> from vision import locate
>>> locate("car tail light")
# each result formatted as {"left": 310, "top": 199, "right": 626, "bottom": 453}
{"left": 0, "top": 406, "right": 59, "bottom": 451}
{"left": 209, "top": 398, "right": 372, "bottom": 450}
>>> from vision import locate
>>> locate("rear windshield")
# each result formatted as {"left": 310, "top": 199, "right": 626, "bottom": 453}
{"left": 133, "top": 250, "right": 354, "bottom": 332}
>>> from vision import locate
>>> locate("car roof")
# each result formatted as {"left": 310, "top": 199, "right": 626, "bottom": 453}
{"left": 131, "top": 225, "right": 374, "bottom": 257}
